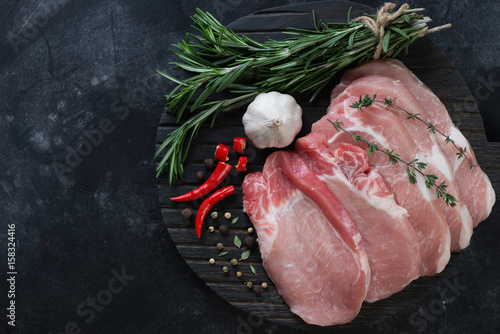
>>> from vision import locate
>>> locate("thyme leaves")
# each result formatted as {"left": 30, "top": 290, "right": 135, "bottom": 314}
{"left": 328, "top": 118, "right": 457, "bottom": 207}
{"left": 350, "top": 95, "right": 476, "bottom": 169}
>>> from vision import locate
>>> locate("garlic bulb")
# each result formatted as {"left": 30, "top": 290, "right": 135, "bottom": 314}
{"left": 242, "top": 91, "right": 302, "bottom": 149}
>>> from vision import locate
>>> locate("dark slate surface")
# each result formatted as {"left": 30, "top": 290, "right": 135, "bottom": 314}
{"left": 0, "top": 1, "right": 499, "bottom": 333}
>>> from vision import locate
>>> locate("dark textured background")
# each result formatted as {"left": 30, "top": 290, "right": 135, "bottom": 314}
{"left": 1, "top": 1, "right": 499, "bottom": 333}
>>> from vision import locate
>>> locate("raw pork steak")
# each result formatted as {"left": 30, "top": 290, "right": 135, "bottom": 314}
{"left": 296, "top": 137, "right": 421, "bottom": 302}
{"left": 312, "top": 106, "right": 451, "bottom": 276}
{"left": 329, "top": 75, "right": 472, "bottom": 251}
{"left": 331, "top": 58, "right": 496, "bottom": 228}
{"left": 242, "top": 150, "right": 369, "bottom": 326}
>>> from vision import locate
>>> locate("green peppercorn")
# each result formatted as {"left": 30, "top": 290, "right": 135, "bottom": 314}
{"left": 245, "top": 281, "right": 253, "bottom": 289}
{"left": 210, "top": 211, "right": 218, "bottom": 219}
{"left": 230, "top": 258, "right": 238, "bottom": 266}
{"left": 222, "top": 266, "right": 229, "bottom": 273}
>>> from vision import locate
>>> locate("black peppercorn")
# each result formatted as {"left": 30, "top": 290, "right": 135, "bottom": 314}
{"left": 244, "top": 236, "right": 255, "bottom": 249}
{"left": 181, "top": 208, "right": 192, "bottom": 219}
{"left": 219, "top": 224, "right": 228, "bottom": 234}
{"left": 203, "top": 158, "right": 215, "bottom": 169}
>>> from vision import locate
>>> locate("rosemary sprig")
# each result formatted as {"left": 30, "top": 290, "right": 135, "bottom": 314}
{"left": 155, "top": 91, "right": 259, "bottom": 182}
{"left": 157, "top": 7, "right": 450, "bottom": 183}
{"left": 349, "top": 95, "right": 476, "bottom": 169}
{"left": 328, "top": 119, "right": 457, "bottom": 207}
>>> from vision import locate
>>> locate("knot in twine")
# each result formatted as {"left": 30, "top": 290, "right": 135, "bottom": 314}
{"left": 354, "top": 2, "right": 410, "bottom": 60}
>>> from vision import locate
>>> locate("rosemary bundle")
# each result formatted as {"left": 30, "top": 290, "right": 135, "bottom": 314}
{"left": 156, "top": 4, "right": 450, "bottom": 183}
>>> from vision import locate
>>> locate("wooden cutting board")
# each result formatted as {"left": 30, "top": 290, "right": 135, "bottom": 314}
{"left": 156, "top": 0, "right": 499, "bottom": 328}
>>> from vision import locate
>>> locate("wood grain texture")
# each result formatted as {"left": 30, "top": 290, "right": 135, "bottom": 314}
{"left": 156, "top": 0, "right": 499, "bottom": 328}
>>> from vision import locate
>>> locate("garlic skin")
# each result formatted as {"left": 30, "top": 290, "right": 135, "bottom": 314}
{"left": 242, "top": 91, "right": 302, "bottom": 149}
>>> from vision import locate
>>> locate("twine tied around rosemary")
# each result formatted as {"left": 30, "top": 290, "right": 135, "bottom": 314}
{"left": 354, "top": 2, "right": 410, "bottom": 59}
{"left": 354, "top": 2, "right": 452, "bottom": 59}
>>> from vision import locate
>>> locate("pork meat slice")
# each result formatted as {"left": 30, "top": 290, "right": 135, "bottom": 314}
{"left": 295, "top": 137, "right": 421, "bottom": 302}
{"left": 329, "top": 75, "right": 472, "bottom": 251}
{"left": 241, "top": 150, "right": 370, "bottom": 326}
{"left": 331, "top": 59, "right": 496, "bottom": 227}
{"left": 312, "top": 105, "right": 451, "bottom": 276}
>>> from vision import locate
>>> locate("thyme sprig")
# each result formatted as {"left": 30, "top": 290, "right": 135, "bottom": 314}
{"left": 328, "top": 119, "right": 457, "bottom": 206}
{"left": 156, "top": 7, "right": 450, "bottom": 183}
{"left": 349, "top": 95, "right": 476, "bottom": 169}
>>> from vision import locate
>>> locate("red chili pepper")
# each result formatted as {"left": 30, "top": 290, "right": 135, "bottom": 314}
{"left": 214, "top": 143, "right": 229, "bottom": 161}
{"left": 170, "top": 162, "right": 232, "bottom": 202}
{"left": 236, "top": 156, "right": 247, "bottom": 172}
{"left": 233, "top": 137, "right": 247, "bottom": 153}
{"left": 196, "top": 185, "right": 236, "bottom": 238}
